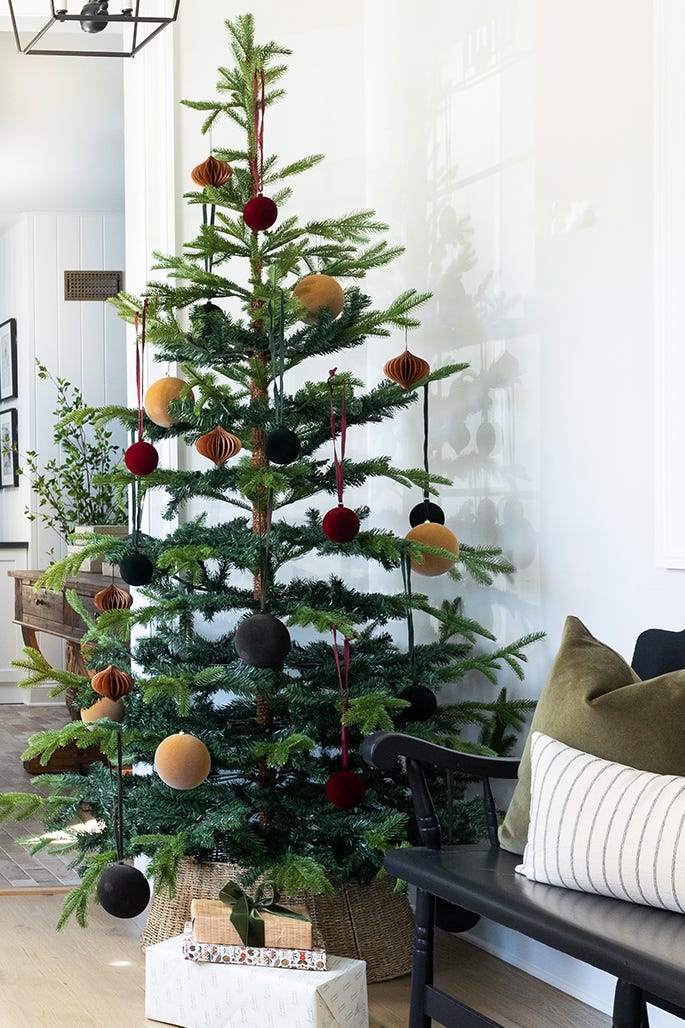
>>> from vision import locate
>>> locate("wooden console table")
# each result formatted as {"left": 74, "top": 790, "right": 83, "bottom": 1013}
{"left": 9, "top": 570, "right": 130, "bottom": 774}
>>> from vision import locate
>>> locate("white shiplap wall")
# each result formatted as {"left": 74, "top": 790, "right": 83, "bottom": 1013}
{"left": 0, "top": 212, "right": 126, "bottom": 699}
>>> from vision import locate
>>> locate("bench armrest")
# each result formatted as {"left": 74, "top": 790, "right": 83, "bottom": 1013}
{"left": 362, "top": 731, "right": 520, "bottom": 850}
{"left": 361, "top": 731, "right": 520, "bottom": 779}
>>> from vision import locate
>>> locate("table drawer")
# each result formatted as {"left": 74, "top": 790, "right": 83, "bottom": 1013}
{"left": 20, "top": 584, "right": 67, "bottom": 628}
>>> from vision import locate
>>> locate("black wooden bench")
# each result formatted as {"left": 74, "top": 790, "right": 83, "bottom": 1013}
{"left": 362, "top": 730, "right": 685, "bottom": 1027}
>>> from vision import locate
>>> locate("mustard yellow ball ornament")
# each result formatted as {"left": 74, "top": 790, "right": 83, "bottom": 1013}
{"left": 293, "top": 274, "right": 344, "bottom": 324}
{"left": 80, "top": 696, "right": 125, "bottom": 725}
{"left": 144, "top": 377, "right": 194, "bottom": 428}
{"left": 154, "top": 732, "right": 211, "bottom": 790}
{"left": 405, "top": 522, "right": 459, "bottom": 577}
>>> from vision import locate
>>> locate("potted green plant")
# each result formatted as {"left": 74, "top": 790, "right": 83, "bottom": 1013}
{"left": 21, "top": 360, "right": 128, "bottom": 568}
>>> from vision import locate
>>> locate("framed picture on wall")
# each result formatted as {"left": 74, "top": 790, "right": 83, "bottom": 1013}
{"left": 0, "top": 318, "right": 18, "bottom": 401}
{"left": 0, "top": 408, "right": 18, "bottom": 488}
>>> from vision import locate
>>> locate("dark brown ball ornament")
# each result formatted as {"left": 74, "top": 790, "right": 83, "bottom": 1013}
{"left": 323, "top": 505, "right": 360, "bottom": 544}
{"left": 234, "top": 613, "right": 291, "bottom": 668}
{"left": 119, "top": 551, "right": 154, "bottom": 587}
{"left": 326, "top": 770, "right": 366, "bottom": 809}
{"left": 195, "top": 426, "right": 242, "bottom": 466}
{"left": 91, "top": 665, "right": 135, "bottom": 701}
{"left": 265, "top": 427, "right": 301, "bottom": 465}
{"left": 97, "top": 863, "right": 150, "bottom": 919}
{"left": 94, "top": 583, "right": 133, "bottom": 612}
{"left": 190, "top": 155, "right": 232, "bottom": 188}
{"left": 124, "top": 440, "right": 159, "bottom": 476}
{"left": 383, "top": 350, "right": 430, "bottom": 390}
{"left": 243, "top": 194, "right": 278, "bottom": 232}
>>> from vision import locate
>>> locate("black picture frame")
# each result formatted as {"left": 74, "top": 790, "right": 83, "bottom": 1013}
{"left": 0, "top": 408, "right": 18, "bottom": 487}
{"left": 0, "top": 318, "right": 18, "bottom": 401}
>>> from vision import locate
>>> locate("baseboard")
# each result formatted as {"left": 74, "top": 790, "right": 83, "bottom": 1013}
{"left": 0, "top": 683, "right": 63, "bottom": 706}
{"left": 466, "top": 920, "right": 683, "bottom": 1028}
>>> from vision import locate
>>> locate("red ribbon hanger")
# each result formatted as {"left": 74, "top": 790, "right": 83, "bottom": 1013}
{"left": 134, "top": 298, "right": 148, "bottom": 442}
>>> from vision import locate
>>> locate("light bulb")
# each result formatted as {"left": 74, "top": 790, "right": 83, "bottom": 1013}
{"left": 80, "top": 0, "right": 109, "bottom": 33}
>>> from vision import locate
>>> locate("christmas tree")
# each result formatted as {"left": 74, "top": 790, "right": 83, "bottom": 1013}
{"left": 4, "top": 15, "right": 540, "bottom": 929}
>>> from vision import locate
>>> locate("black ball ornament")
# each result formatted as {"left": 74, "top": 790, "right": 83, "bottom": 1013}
{"left": 400, "top": 683, "right": 438, "bottom": 722}
{"left": 97, "top": 863, "right": 150, "bottom": 919}
{"left": 435, "top": 900, "right": 481, "bottom": 933}
{"left": 265, "top": 427, "right": 301, "bottom": 465}
{"left": 326, "top": 770, "right": 366, "bottom": 809}
{"left": 409, "top": 500, "right": 446, "bottom": 528}
{"left": 234, "top": 613, "right": 291, "bottom": 668}
{"left": 118, "top": 551, "right": 154, "bottom": 587}
{"left": 322, "top": 505, "right": 360, "bottom": 543}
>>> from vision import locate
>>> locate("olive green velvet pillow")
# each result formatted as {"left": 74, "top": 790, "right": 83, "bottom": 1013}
{"left": 498, "top": 615, "right": 685, "bottom": 854}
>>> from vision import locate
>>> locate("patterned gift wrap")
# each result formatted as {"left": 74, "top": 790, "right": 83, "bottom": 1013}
{"left": 182, "top": 925, "right": 327, "bottom": 971}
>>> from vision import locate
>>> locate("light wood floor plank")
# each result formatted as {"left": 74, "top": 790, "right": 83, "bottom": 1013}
{"left": 0, "top": 891, "right": 608, "bottom": 1027}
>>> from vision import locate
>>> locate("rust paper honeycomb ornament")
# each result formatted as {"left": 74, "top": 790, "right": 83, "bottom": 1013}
{"left": 384, "top": 349, "right": 430, "bottom": 390}
{"left": 91, "top": 665, "right": 135, "bottom": 701}
{"left": 190, "top": 155, "right": 232, "bottom": 188}
{"left": 195, "top": 426, "right": 242, "bottom": 466}
{"left": 94, "top": 583, "right": 133, "bottom": 612}
{"left": 294, "top": 274, "right": 344, "bottom": 324}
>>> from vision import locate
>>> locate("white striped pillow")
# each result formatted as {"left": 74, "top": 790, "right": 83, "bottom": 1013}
{"left": 515, "top": 732, "right": 685, "bottom": 912}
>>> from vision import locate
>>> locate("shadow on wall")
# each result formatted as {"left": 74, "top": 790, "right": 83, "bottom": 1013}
{"left": 370, "top": 0, "right": 543, "bottom": 683}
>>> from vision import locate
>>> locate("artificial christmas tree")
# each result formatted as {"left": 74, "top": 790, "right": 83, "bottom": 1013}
{"left": 2, "top": 15, "right": 540, "bottom": 973}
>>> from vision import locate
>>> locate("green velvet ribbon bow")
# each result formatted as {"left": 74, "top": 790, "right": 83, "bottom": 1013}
{"left": 218, "top": 881, "right": 311, "bottom": 948}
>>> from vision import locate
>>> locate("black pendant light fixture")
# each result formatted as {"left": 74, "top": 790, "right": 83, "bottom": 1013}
{"left": 8, "top": 1, "right": 180, "bottom": 57}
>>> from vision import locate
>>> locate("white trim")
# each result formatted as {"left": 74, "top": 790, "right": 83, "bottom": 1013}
{"left": 123, "top": 28, "right": 179, "bottom": 540}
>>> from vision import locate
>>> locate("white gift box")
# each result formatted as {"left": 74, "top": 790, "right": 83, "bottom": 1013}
{"left": 145, "top": 934, "right": 369, "bottom": 1028}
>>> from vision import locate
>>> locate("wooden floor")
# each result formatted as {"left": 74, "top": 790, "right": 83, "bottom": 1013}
{"left": 0, "top": 890, "right": 609, "bottom": 1027}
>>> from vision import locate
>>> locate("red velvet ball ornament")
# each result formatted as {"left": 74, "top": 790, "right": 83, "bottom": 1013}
{"left": 243, "top": 194, "right": 278, "bottom": 232}
{"left": 124, "top": 440, "right": 159, "bottom": 476}
{"left": 323, "top": 505, "right": 360, "bottom": 544}
{"left": 326, "top": 770, "right": 366, "bottom": 809}
{"left": 97, "top": 863, "right": 150, "bottom": 919}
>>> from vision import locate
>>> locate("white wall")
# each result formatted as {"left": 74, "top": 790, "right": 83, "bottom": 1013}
{"left": 124, "top": 2, "right": 685, "bottom": 1021}
{"left": 0, "top": 213, "right": 126, "bottom": 701}
{"left": 0, "top": 32, "right": 124, "bottom": 234}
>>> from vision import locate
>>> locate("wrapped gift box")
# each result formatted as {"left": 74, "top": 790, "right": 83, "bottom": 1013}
{"left": 183, "top": 924, "right": 327, "bottom": 971}
{"left": 145, "top": 934, "right": 368, "bottom": 1028}
{"left": 191, "top": 897, "right": 313, "bottom": 949}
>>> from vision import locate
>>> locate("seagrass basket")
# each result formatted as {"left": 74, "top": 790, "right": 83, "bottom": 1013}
{"left": 140, "top": 856, "right": 414, "bottom": 983}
